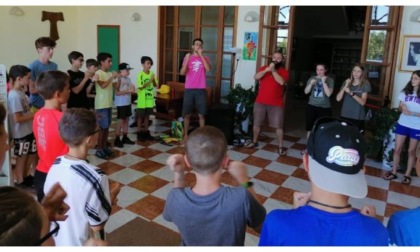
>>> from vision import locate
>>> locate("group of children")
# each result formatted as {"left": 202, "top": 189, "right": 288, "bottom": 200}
{"left": 5, "top": 36, "right": 159, "bottom": 194}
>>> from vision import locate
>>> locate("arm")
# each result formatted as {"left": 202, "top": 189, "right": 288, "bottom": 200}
{"left": 304, "top": 78, "right": 316, "bottom": 94}
{"left": 272, "top": 69, "right": 286, "bottom": 86}
{"left": 351, "top": 91, "right": 368, "bottom": 106}
{"left": 198, "top": 49, "right": 211, "bottom": 72}
{"left": 167, "top": 154, "right": 186, "bottom": 188}
{"left": 226, "top": 160, "right": 259, "bottom": 201}
{"left": 71, "top": 71, "right": 93, "bottom": 94}
{"left": 336, "top": 79, "right": 351, "bottom": 101}
{"left": 254, "top": 65, "right": 271, "bottom": 81}
{"left": 321, "top": 76, "right": 333, "bottom": 97}
{"left": 98, "top": 71, "right": 118, "bottom": 89}
{"left": 138, "top": 73, "right": 156, "bottom": 90}
{"left": 180, "top": 53, "right": 190, "bottom": 76}
{"left": 13, "top": 111, "right": 34, "bottom": 123}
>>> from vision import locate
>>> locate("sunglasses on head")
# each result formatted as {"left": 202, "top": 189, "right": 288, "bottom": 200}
{"left": 34, "top": 220, "right": 60, "bottom": 246}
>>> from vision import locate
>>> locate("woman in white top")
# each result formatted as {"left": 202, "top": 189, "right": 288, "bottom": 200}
{"left": 383, "top": 70, "right": 420, "bottom": 185}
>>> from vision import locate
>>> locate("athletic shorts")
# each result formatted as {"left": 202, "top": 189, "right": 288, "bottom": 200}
{"left": 117, "top": 105, "right": 132, "bottom": 119}
{"left": 395, "top": 123, "right": 420, "bottom": 141}
{"left": 182, "top": 89, "right": 207, "bottom": 115}
{"left": 253, "top": 103, "right": 284, "bottom": 128}
{"left": 137, "top": 108, "right": 153, "bottom": 118}
{"left": 13, "top": 133, "right": 37, "bottom": 157}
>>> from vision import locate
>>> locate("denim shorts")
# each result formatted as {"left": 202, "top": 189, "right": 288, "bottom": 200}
{"left": 96, "top": 108, "right": 112, "bottom": 129}
{"left": 395, "top": 123, "right": 420, "bottom": 140}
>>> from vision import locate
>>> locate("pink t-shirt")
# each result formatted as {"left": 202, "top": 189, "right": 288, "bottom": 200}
{"left": 33, "top": 108, "right": 69, "bottom": 173}
{"left": 183, "top": 55, "right": 210, "bottom": 89}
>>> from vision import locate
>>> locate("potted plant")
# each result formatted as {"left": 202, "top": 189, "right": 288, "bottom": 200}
{"left": 225, "top": 83, "right": 257, "bottom": 135}
{"left": 366, "top": 107, "right": 409, "bottom": 171}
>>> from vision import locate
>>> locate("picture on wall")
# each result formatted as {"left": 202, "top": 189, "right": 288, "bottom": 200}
{"left": 243, "top": 32, "right": 258, "bottom": 61}
{"left": 399, "top": 35, "right": 420, "bottom": 72}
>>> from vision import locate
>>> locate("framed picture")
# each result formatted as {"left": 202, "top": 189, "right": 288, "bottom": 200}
{"left": 399, "top": 35, "right": 420, "bottom": 72}
{"left": 243, "top": 32, "right": 258, "bottom": 61}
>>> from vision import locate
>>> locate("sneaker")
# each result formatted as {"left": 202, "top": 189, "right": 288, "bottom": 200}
{"left": 95, "top": 150, "right": 108, "bottom": 159}
{"left": 122, "top": 136, "right": 135, "bottom": 145}
{"left": 114, "top": 137, "right": 123, "bottom": 148}
{"left": 104, "top": 148, "right": 114, "bottom": 158}
{"left": 23, "top": 175, "right": 34, "bottom": 187}
{"left": 145, "top": 131, "right": 155, "bottom": 141}
{"left": 137, "top": 131, "right": 145, "bottom": 141}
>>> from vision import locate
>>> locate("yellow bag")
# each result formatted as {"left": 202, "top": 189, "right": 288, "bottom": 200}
{"left": 157, "top": 84, "right": 170, "bottom": 94}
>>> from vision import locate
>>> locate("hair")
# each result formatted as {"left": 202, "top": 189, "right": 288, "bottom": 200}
{"left": 141, "top": 56, "right": 153, "bottom": 66}
{"left": 350, "top": 63, "right": 368, "bottom": 88}
{"left": 185, "top": 126, "right": 227, "bottom": 175}
{"left": 0, "top": 103, "right": 6, "bottom": 128}
{"left": 68, "top": 51, "right": 84, "bottom": 64}
{"left": 315, "top": 62, "right": 328, "bottom": 71}
{"left": 402, "top": 70, "right": 420, "bottom": 97}
{"left": 0, "top": 186, "right": 44, "bottom": 246}
{"left": 34, "top": 37, "right": 56, "bottom": 50}
{"left": 86, "top": 59, "right": 98, "bottom": 68}
{"left": 35, "top": 70, "right": 69, "bottom": 100}
{"left": 97, "top": 52, "right": 112, "bottom": 66}
{"left": 192, "top": 38, "right": 203, "bottom": 45}
{"left": 59, "top": 108, "right": 97, "bottom": 147}
{"left": 8, "top": 65, "right": 31, "bottom": 82}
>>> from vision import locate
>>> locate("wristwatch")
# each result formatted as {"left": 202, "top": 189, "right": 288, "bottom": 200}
{"left": 241, "top": 181, "right": 254, "bottom": 188}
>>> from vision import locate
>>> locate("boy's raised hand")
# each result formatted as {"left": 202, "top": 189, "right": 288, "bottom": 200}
{"left": 167, "top": 154, "right": 186, "bottom": 173}
{"left": 112, "top": 71, "right": 119, "bottom": 79}
{"left": 41, "top": 182, "right": 69, "bottom": 221}
{"left": 227, "top": 161, "right": 249, "bottom": 184}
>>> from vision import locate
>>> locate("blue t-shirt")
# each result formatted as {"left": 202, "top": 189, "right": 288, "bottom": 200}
{"left": 387, "top": 207, "right": 420, "bottom": 246}
{"left": 259, "top": 205, "right": 389, "bottom": 246}
{"left": 28, "top": 60, "right": 58, "bottom": 108}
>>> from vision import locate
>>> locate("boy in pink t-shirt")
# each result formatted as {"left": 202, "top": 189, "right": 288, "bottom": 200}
{"left": 179, "top": 38, "right": 212, "bottom": 140}
{"left": 33, "top": 71, "right": 70, "bottom": 202}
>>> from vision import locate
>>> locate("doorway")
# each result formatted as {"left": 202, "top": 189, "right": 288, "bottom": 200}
{"left": 284, "top": 6, "right": 366, "bottom": 135}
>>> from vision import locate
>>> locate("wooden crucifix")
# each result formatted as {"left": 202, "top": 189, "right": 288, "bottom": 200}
{"left": 41, "top": 11, "right": 64, "bottom": 41}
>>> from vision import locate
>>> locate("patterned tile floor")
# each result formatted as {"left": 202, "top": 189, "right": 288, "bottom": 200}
{"left": 94, "top": 108, "right": 420, "bottom": 246}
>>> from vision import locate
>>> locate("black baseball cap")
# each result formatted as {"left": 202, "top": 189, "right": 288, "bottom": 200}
{"left": 118, "top": 63, "right": 133, "bottom": 71}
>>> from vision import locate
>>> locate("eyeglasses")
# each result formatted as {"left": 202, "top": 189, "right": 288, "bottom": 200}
{"left": 35, "top": 220, "right": 60, "bottom": 246}
{"left": 90, "top": 128, "right": 101, "bottom": 136}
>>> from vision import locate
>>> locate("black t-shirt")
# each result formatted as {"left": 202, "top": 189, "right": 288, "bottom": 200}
{"left": 67, "top": 70, "right": 90, "bottom": 109}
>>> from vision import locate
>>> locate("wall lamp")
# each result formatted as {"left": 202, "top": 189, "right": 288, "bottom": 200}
{"left": 409, "top": 8, "right": 420, "bottom": 22}
{"left": 244, "top": 11, "right": 259, "bottom": 23}
{"left": 131, "top": 12, "right": 141, "bottom": 22}
{"left": 9, "top": 7, "right": 24, "bottom": 16}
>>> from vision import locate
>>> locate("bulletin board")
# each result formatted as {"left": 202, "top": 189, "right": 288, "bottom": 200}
{"left": 97, "top": 25, "right": 120, "bottom": 71}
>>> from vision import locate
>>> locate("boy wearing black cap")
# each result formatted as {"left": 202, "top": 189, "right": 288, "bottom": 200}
{"left": 113, "top": 63, "right": 136, "bottom": 148}
{"left": 259, "top": 117, "right": 389, "bottom": 246}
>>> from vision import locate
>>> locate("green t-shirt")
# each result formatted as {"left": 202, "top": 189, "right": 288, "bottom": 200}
{"left": 307, "top": 76, "right": 334, "bottom": 108}
{"left": 136, "top": 71, "right": 155, "bottom": 109}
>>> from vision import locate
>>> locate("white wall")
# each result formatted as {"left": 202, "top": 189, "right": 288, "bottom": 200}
{"left": 233, "top": 6, "right": 260, "bottom": 89}
{"left": 0, "top": 6, "right": 158, "bottom": 82}
{"left": 392, "top": 6, "right": 420, "bottom": 108}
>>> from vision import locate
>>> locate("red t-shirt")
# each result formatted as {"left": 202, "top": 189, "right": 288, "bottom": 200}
{"left": 255, "top": 66, "right": 290, "bottom": 107}
{"left": 33, "top": 108, "right": 69, "bottom": 173}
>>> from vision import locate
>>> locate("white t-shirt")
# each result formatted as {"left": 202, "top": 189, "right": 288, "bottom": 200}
{"left": 398, "top": 92, "right": 420, "bottom": 130}
{"left": 44, "top": 156, "right": 111, "bottom": 246}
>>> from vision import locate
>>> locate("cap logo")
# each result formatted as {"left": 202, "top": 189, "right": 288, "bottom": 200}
{"left": 326, "top": 146, "right": 360, "bottom": 167}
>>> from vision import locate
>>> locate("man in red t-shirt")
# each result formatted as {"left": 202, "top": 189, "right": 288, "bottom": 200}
{"left": 245, "top": 51, "right": 290, "bottom": 156}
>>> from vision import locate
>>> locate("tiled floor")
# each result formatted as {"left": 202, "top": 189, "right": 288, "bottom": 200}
{"left": 96, "top": 108, "right": 420, "bottom": 246}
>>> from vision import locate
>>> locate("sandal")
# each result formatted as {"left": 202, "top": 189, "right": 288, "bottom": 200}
{"left": 401, "top": 176, "right": 411, "bottom": 185}
{"left": 278, "top": 147, "right": 287, "bottom": 156}
{"left": 244, "top": 141, "right": 259, "bottom": 148}
{"left": 383, "top": 172, "right": 398, "bottom": 181}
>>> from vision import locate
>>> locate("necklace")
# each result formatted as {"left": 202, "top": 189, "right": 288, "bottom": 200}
{"left": 308, "top": 199, "right": 352, "bottom": 210}
{"left": 65, "top": 154, "right": 88, "bottom": 162}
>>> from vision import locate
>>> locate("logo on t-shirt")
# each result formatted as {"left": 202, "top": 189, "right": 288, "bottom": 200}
{"left": 192, "top": 60, "right": 202, "bottom": 73}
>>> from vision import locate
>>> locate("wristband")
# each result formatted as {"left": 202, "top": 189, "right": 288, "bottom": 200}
{"left": 241, "top": 181, "right": 254, "bottom": 188}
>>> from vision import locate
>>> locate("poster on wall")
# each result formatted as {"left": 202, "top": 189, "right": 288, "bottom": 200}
{"left": 243, "top": 32, "right": 258, "bottom": 61}
{"left": 399, "top": 35, "right": 420, "bottom": 72}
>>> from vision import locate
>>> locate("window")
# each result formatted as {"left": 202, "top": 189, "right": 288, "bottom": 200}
{"left": 158, "top": 6, "right": 237, "bottom": 102}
